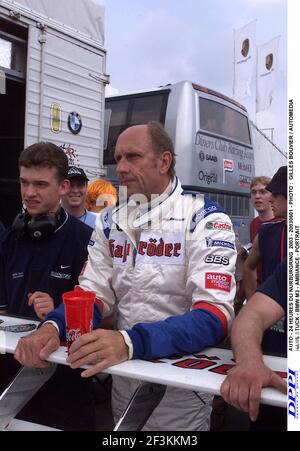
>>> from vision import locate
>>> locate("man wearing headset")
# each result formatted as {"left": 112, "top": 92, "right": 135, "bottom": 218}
{"left": 0, "top": 142, "right": 96, "bottom": 430}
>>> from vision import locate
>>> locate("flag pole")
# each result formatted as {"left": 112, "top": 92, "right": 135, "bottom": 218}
{"left": 232, "top": 28, "right": 236, "bottom": 98}
{"left": 255, "top": 40, "right": 258, "bottom": 126}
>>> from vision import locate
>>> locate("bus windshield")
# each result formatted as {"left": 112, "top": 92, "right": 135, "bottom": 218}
{"left": 104, "top": 92, "right": 169, "bottom": 165}
{"left": 199, "top": 97, "right": 251, "bottom": 145}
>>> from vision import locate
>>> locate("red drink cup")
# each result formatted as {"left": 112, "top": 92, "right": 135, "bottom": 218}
{"left": 63, "top": 290, "right": 95, "bottom": 353}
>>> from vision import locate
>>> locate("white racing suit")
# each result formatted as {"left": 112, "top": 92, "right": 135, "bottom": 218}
{"left": 79, "top": 177, "right": 236, "bottom": 431}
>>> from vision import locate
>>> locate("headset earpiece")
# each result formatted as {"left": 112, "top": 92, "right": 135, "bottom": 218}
{"left": 11, "top": 212, "right": 30, "bottom": 239}
{"left": 12, "top": 211, "right": 58, "bottom": 240}
{"left": 27, "top": 215, "right": 57, "bottom": 240}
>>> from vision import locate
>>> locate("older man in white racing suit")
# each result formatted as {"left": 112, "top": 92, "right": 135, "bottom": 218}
{"left": 15, "top": 122, "right": 236, "bottom": 431}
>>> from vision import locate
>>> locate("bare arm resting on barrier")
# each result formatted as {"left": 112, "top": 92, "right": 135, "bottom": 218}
{"left": 220, "top": 289, "right": 287, "bottom": 421}
{"left": 14, "top": 323, "right": 60, "bottom": 368}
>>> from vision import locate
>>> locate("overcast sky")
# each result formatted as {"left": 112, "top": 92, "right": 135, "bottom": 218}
{"left": 97, "top": 0, "right": 287, "bottom": 151}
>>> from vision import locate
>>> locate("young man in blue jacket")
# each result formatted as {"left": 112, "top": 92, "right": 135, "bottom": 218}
{"left": 0, "top": 142, "right": 95, "bottom": 430}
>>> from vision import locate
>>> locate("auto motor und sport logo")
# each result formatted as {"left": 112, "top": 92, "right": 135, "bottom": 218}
{"left": 205, "top": 272, "right": 231, "bottom": 292}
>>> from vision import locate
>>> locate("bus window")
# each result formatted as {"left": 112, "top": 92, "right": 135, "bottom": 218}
{"left": 242, "top": 197, "right": 250, "bottom": 217}
{"left": 232, "top": 196, "right": 238, "bottom": 216}
{"left": 104, "top": 99, "right": 129, "bottom": 164}
{"left": 208, "top": 192, "right": 218, "bottom": 203}
{"left": 199, "top": 97, "right": 251, "bottom": 145}
{"left": 105, "top": 92, "right": 169, "bottom": 165}
{"left": 130, "top": 95, "right": 167, "bottom": 124}
{"left": 217, "top": 193, "right": 225, "bottom": 210}
{"left": 225, "top": 195, "right": 231, "bottom": 216}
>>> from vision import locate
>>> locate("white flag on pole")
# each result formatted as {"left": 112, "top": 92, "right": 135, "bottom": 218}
{"left": 233, "top": 20, "right": 256, "bottom": 100}
{"left": 256, "top": 36, "right": 280, "bottom": 113}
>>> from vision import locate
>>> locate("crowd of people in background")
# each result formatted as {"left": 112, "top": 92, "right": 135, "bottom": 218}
{"left": 222, "top": 166, "right": 287, "bottom": 431}
{"left": 0, "top": 123, "right": 287, "bottom": 432}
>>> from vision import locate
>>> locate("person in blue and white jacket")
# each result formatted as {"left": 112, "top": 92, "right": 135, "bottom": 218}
{"left": 15, "top": 122, "right": 236, "bottom": 431}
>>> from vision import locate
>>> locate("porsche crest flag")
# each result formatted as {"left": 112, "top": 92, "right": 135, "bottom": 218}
{"left": 256, "top": 36, "right": 280, "bottom": 112}
{"left": 233, "top": 20, "right": 256, "bottom": 100}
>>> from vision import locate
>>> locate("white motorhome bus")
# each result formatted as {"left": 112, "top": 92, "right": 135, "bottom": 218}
{"left": 0, "top": 0, "right": 108, "bottom": 225}
{"left": 104, "top": 80, "right": 256, "bottom": 243}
